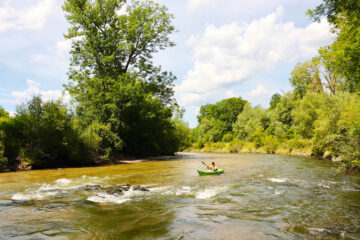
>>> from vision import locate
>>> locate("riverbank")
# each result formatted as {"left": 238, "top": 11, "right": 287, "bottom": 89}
{"left": 0, "top": 155, "right": 181, "bottom": 173}
{"left": 186, "top": 141, "right": 360, "bottom": 174}
{"left": 187, "top": 140, "right": 312, "bottom": 156}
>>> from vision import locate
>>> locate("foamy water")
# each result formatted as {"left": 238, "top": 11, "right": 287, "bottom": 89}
{"left": 268, "top": 178, "right": 286, "bottom": 183}
{"left": 87, "top": 192, "right": 130, "bottom": 204}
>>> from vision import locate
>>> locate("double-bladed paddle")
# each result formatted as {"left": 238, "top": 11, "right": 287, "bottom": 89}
{"left": 201, "top": 161, "right": 220, "bottom": 175}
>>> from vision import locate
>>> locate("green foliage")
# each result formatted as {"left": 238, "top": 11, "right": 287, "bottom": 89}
{"left": 197, "top": 97, "right": 247, "bottom": 129}
{"left": 63, "top": 0, "right": 179, "bottom": 158}
{"left": 13, "top": 96, "right": 90, "bottom": 169}
{"left": 0, "top": 106, "right": 9, "bottom": 118}
{"left": 310, "top": 0, "right": 360, "bottom": 92}
{"left": 0, "top": 129, "right": 7, "bottom": 170}
{"left": 222, "top": 133, "right": 234, "bottom": 143}
{"left": 0, "top": 117, "right": 23, "bottom": 167}
{"left": 173, "top": 119, "right": 192, "bottom": 151}
{"left": 262, "top": 135, "right": 280, "bottom": 154}
{"left": 252, "top": 126, "right": 265, "bottom": 148}
{"left": 269, "top": 93, "right": 281, "bottom": 109}
{"left": 267, "top": 93, "right": 296, "bottom": 139}
{"left": 197, "top": 118, "right": 227, "bottom": 143}
{"left": 308, "top": 0, "right": 360, "bottom": 26}
{"left": 233, "top": 104, "right": 268, "bottom": 140}
{"left": 285, "top": 138, "right": 311, "bottom": 152}
{"left": 195, "top": 97, "right": 247, "bottom": 144}
{"left": 289, "top": 59, "right": 323, "bottom": 98}
{"left": 0, "top": 107, "right": 9, "bottom": 169}
{"left": 292, "top": 92, "right": 327, "bottom": 139}
{"left": 194, "top": 89, "right": 360, "bottom": 173}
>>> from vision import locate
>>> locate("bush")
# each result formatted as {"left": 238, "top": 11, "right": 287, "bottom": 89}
{"left": 263, "top": 135, "right": 280, "bottom": 153}
{"left": 222, "top": 133, "right": 234, "bottom": 142}
{"left": 0, "top": 130, "right": 7, "bottom": 170}
{"left": 227, "top": 139, "right": 244, "bottom": 153}
{"left": 14, "top": 96, "right": 91, "bottom": 169}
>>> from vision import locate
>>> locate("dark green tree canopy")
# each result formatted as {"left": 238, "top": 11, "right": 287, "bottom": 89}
{"left": 63, "top": 0, "right": 180, "bottom": 158}
{"left": 0, "top": 106, "right": 9, "bottom": 118}
{"left": 197, "top": 97, "right": 247, "bottom": 126}
{"left": 195, "top": 97, "right": 247, "bottom": 143}
{"left": 269, "top": 93, "right": 281, "bottom": 109}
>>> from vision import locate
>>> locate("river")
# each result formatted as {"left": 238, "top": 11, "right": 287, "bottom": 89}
{"left": 0, "top": 153, "right": 359, "bottom": 239}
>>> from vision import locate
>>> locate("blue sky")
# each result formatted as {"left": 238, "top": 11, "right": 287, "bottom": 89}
{"left": 0, "top": 0, "right": 335, "bottom": 127}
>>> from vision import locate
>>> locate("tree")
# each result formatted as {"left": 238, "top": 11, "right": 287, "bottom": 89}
{"left": 63, "top": 0, "right": 179, "bottom": 157}
{"left": 197, "top": 97, "right": 247, "bottom": 131}
{"left": 309, "top": 0, "right": 360, "bottom": 92}
{"left": 307, "top": 0, "right": 360, "bottom": 26}
{"left": 269, "top": 93, "right": 281, "bottom": 109}
{"left": 289, "top": 59, "right": 323, "bottom": 98}
{"left": 196, "top": 118, "right": 227, "bottom": 143}
{"left": 0, "top": 106, "right": 9, "bottom": 169}
{"left": 173, "top": 119, "right": 192, "bottom": 151}
{"left": 0, "top": 114, "right": 7, "bottom": 169}
{"left": 13, "top": 96, "right": 90, "bottom": 169}
{"left": 0, "top": 106, "right": 9, "bottom": 118}
{"left": 195, "top": 97, "right": 247, "bottom": 143}
{"left": 233, "top": 104, "right": 268, "bottom": 140}
{"left": 268, "top": 93, "right": 296, "bottom": 139}
{"left": 291, "top": 92, "right": 328, "bottom": 139}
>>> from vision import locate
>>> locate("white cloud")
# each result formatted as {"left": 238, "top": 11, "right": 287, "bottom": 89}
{"left": 56, "top": 39, "right": 72, "bottom": 59}
{"left": 176, "top": 6, "right": 335, "bottom": 107}
{"left": 244, "top": 84, "right": 272, "bottom": 102}
{"left": 12, "top": 79, "right": 69, "bottom": 104}
{"left": 0, "top": 0, "right": 56, "bottom": 32}
{"left": 187, "top": 0, "right": 222, "bottom": 12}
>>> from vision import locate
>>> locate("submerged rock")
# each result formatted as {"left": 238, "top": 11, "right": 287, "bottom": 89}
{"left": 79, "top": 185, "right": 103, "bottom": 191}
{"left": 132, "top": 185, "right": 149, "bottom": 192}
{"left": 78, "top": 184, "right": 149, "bottom": 195}
{"left": 105, "top": 185, "right": 149, "bottom": 195}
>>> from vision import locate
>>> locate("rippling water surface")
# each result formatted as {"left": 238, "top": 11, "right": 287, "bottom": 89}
{"left": 0, "top": 153, "right": 359, "bottom": 239}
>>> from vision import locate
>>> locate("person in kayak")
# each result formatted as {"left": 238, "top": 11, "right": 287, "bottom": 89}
{"left": 208, "top": 162, "right": 218, "bottom": 171}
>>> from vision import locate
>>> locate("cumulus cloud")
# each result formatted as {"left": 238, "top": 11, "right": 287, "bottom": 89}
{"left": 0, "top": 0, "right": 56, "bottom": 32}
{"left": 12, "top": 79, "right": 69, "bottom": 104}
{"left": 176, "top": 6, "right": 336, "bottom": 106}
{"left": 56, "top": 39, "right": 72, "bottom": 59}
{"left": 244, "top": 85, "right": 272, "bottom": 102}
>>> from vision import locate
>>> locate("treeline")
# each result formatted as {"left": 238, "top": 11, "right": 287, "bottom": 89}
{"left": 0, "top": 97, "right": 188, "bottom": 171}
{"left": 0, "top": 0, "right": 190, "bottom": 171}
{"left": 191, "top": 0, "right": 360, "bottom": 172}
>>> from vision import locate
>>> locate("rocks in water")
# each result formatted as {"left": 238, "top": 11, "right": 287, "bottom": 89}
{"left": 106, "top": 184, "right": 149, "bottom": 195}
{"left": 78, "top": 184, "right": 149, "bottom": 195}
{"left": 80, "top": 185, "right": 103, "bottom": 191}
{"left": 106, "top": 188, "right": 123, "bottom": 196}
{"left": 132, "top": 185, "right": 149, "bottom": 192}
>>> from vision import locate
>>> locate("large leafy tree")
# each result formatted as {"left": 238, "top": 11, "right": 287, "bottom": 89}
{"left": 309, "top": 0, "right": 360, "bottom": 92}
{"left": 197, "top": 97, "right": 247, "bottom": 131}
{"left": 63, "top": 0, "right": 178, "bottom": 157}
{"left": 195, "top": 97, "right": 247, "bottom": 143}
{"left": 289, "top": 59, "right": 323, "bottom": 98}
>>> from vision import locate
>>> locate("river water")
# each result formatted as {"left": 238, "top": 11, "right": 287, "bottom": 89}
{"left": 0, "top": 152, "right": 359, "bottom": 239}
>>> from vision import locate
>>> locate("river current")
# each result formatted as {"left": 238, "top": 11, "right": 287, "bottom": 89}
{"left": 0, "top": 152, "right": 359, "bottom": 239}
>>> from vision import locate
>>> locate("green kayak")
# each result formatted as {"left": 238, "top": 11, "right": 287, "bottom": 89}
{"left": 197, "top": 169, "right": 224, "bottom": 175}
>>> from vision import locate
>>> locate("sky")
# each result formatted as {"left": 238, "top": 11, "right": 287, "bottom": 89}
{"left": 0, "top": 0, "right": 335, "bottom": 127}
